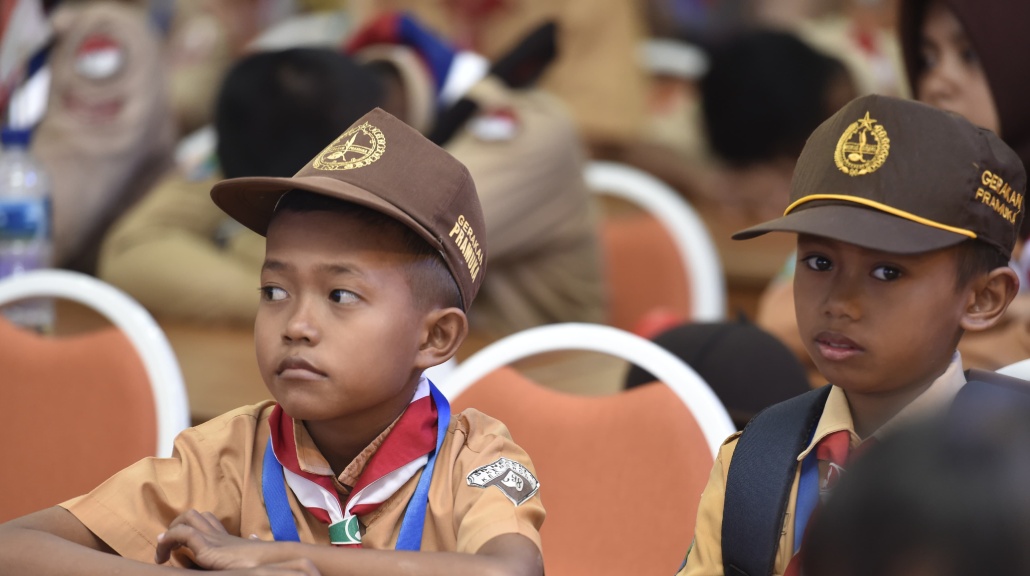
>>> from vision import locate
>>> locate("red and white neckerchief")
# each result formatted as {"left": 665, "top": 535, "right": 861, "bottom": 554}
{"left": 267, "top": 376, "right": 438, "bottom": 547}
{"left": 784, "top": 430, "right": 858, "bottom": 576}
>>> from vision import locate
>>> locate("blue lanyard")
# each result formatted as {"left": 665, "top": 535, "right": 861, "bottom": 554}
{"left": 793, "top": 429, "right": 820, "bottom": 554}
{"left": 261, "top": 381, "right": 451, "bottom": 551}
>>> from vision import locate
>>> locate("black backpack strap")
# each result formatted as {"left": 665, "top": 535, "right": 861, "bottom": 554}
{"left": 953, "top": 369, "right": 1030, "bottom": 415}
{"left": 722, "top": 385, "right": 832, "bottom": 576}
{"left": 963, "top": 368, "right": 1030, "bottom": 393}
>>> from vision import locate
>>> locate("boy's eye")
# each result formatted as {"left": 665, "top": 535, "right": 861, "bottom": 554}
{"left": 330, "top": 289, "right": 359, "bottom": 304}
{"left": 871, "top": 266, "right": 902, "bottom": 281}
{"left": 802, "top": 255, "right": 833, "bottom": 272}
{"left": 260, "top": 286, "right": 287, "bottom": 301}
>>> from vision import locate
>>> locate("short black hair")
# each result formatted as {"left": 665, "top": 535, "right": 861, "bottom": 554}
{"left": 700, "top": 30, "right": 851, "bottom": 167}
{"left": 214, "top": 48, "right": 384, "bottom": 179}
{"left": 624, "top": 319, "right": 811, "bottom": 429}
{"left": 954, "top": 239, "right": 1010, "bottom": 289}
{"left": 272, "top": 191, "right": 462, "bottom": 311}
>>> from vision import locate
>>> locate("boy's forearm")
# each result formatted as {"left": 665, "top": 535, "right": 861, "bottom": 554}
{"left": 262, "top": 534, "right": 542, "bottom": 576}
{"left": 0, "top": 525, "right": 174, "bottom": 576}
{"left": 0, "top": 507, "right": 182, "bottom": 576}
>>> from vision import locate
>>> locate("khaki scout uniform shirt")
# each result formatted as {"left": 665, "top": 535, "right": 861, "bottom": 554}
{"left": 679, "top": 354, "right": 966, "bottom": 576}
{"left": 61, "top": 402, "right": 545, "bottom": 566}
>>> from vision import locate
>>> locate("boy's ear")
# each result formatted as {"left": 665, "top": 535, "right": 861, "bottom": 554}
{"left": 960, "top": 266, "right": 1020, "bottom": 332}
{"left": 414, "top": 307, "right": 468, "bottom": 371}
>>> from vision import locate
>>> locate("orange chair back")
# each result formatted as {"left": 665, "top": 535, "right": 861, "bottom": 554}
{"left": 0, "top": 317, "right": 155, "bottom": 522}
{"left": 601, "top": 210, "right": 691, "bottom": 332}
{"left": 452, "top": 367, "right": 712, "bottom": 575}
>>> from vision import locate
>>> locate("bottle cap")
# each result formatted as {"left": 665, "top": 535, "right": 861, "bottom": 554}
{"left": 1, "top": 128, "right": 32, "bottom": 148}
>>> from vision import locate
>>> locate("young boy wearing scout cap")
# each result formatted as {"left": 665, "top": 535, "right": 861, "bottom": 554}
{"left": 0, "top": 108, "right": 544, "bottom": 576}
{"left": 678, "top": 93, "right": 1026, "bottom": 576}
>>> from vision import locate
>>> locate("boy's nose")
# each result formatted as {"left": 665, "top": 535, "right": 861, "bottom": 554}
{"left": 283, "top": 300, "right": 321, "bottom": 344}
{"left": 822, "top": 276, "right": 863, "bottom": 322}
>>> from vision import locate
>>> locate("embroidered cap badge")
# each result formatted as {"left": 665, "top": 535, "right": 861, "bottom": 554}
{"left": 834, "top": 111, "right": 890, "bottom": 177}
{"left": 313, "top": 121, "right": 386, "bottom": 171}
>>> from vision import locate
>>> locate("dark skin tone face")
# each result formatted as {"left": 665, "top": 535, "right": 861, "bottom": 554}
{"left": 793, "top": 234, "right": 1017, "bottom": 437}
{"left": 257, "top": 209, "right": 465, "bottom": 474}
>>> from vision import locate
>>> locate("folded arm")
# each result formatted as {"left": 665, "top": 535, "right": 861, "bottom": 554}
{"left": 0, "top": 507, "right": 316, "bottom": 575}
{"left": 154, "top": 509, "right": 542, "bottom": 576}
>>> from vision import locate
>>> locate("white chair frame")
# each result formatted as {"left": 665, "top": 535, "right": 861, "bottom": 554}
{"left": 0, "top": 269, "right": 189, "bottom": 457}
{"left": 584, "top": 160, "right": 726, "bottom": 322}
{"left": 439, "top": 322, "right": 736, "bottom": 457}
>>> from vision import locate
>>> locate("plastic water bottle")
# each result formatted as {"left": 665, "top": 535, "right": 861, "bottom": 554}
{"left": 0, "top": 127, "right": 53, "bottom": 332}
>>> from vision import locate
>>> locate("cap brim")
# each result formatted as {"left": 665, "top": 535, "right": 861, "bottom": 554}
{"left": 732, "top": 204, "right": 970, "bottom": 254}
{"left": 210, "top": 175, "right": 444, "bottom": 252}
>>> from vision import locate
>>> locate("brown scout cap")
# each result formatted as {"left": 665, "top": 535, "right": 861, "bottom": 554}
{"left": 734, "top": 94, "right": 1027, "bottom": 258}
{"left": 211, "top": 107, "right": 487, "bottom": 310}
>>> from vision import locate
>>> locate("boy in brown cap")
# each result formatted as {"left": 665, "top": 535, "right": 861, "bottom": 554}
{"left": 679, "top": 93, "right": 1025, "bottom": 575}
{"left": 0, "top": 109, "right": 545, "bottom": 575}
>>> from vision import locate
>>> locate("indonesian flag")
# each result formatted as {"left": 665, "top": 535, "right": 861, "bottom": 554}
{"left": 267, "top": 376, "right": 439, "bottom": 546}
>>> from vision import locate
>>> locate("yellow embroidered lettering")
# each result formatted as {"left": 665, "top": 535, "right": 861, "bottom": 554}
{"left": 462, "top": 241, "right": 477, "bottom": 265}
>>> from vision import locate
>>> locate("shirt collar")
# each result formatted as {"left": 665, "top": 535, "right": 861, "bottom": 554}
{"left": 291, "top": 417, "right": 399, "bottom": 495}
{"left": 797, "top": 351, "right": 966, "bottom": 461}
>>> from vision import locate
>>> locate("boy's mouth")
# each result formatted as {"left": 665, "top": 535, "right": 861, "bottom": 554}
{"left": 277, "top": 357, "right": 327, "bottom": 380}
{"left": 814, "top": 332, "right": 865, "bottom": 362}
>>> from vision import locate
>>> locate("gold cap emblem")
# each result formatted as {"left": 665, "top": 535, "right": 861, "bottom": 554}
{"left": 313, "top": 122, "right": 386, "bottom": 171}
{"left": 834, "top": 112, "right": 890, "bottom": 176}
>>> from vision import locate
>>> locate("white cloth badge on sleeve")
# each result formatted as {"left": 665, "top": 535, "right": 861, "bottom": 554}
{"left": 466, "top": 457, "right": 540, "bottom": 506}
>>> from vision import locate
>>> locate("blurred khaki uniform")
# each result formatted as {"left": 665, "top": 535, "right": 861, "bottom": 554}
{"left": 453, "top": 77, "right": 605, "bottom": 336}
{"left": 349, "top": 0, "right": 648, "bottom": 146}
{"left": 33, "top": 0, "right": 175, "bottom": 271}
{"left": 62, "top": 402, "right": 544, "bottom": 563}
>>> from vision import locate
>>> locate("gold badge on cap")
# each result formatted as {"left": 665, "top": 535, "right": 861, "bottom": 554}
{"left": 834, "top": 112, "right": 890, "bottom": 177}
{"left": 313, "top": 122, "right": 386, "bottom": 171}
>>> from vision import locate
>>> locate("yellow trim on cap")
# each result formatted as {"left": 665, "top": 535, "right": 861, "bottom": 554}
{"left": 784, "top": 194, "right": 978, "bottom": 239}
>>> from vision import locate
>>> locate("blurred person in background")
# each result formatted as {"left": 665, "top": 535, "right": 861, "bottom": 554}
{"left": 690, "top": 30, "right": 856, "bottom": 318}
{"left": 3, "top": 0, "right": 176, "bottom": 272}
{"left": 803, "top": 393, "right": 1030, "bottom": 576}
{"left": 794, "top": 0, "right": 907, "bottom": 99}
{"left": 347, "top": 0, "right": 649, "bottom": 155}
{"left": 163, "top": 0, "right": 318, "bottom": 135}
{"left": 613, "top": 27, "right": 859, "bottom": 324}
{"left": 346, "top": 14, "right": 605, "bottom": 339}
